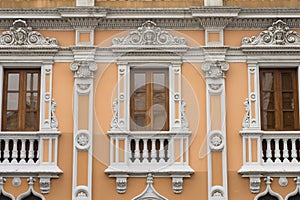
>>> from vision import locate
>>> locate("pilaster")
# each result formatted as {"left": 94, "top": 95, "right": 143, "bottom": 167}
{"left": 70, "top": 48, "right": 97, "bottom": 200}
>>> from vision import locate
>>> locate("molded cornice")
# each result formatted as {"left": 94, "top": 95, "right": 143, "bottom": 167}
{"left": 0, "top": 7, "right": 299, "bottom": 30}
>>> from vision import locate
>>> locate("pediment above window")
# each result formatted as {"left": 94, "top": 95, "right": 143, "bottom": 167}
{"left": 241, "top": 20, "right": 300, "bottom": 54}
{"left": 112, "top": 20, "right": 188, "bottom": 54}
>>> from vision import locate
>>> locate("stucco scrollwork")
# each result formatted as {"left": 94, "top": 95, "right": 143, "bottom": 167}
{"left": 172, "top": 177, "right": 183, "bottom": 194}
{"left": 110, "top": 99, "right": 119, "bottom": 130}
{"left": 250, "top": 177, "right": 261, "bottom": 193}
{"left": 51, "top": 99, "right": 58, "bottom": 129}
{"left": 242, "top": 20, "right": 300, "bottom": 45}
{"left": 70, "top": 61, "right": 97, "bottom": 78}
{"left": 112, "top": 20, "right": 186, "bottom": 46}
{"left": 116, "top": 177, "right": 127, "bottom": 194}
{"left": 202, "top": 61, "right": 229, "bottom": 79}
{"left": 180, "top": 100, "right": 189, "bottom": 131}
{"left": 0, "top": 19, "right": 57, "bottom": 46}
{"left": 242, "top": 98, "right": 250, "bottom": 128}
{"left": 40, "top": 177, "right": 51, "bottom": 194}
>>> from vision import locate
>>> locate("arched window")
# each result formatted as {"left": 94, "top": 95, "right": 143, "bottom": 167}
{"left": 21, "top": 193, "right": 42, "bottom": 200}
{"left": 287, "top": 193, "right": 300, "bottom": 200}
{"left": 0, "top": 192, "right": 13, "bottom": 200}
{"left": 258, "top": 193, "right": 279, "bottom": 200}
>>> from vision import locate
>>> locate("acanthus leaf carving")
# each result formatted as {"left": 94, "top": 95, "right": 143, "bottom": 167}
{"left": 0, "top": 19, "right": 58, "bottom": 46}
{"left": 112, "top": 20, "right": 186, "bottom": 46}
{"left": 242, "top": 20, "right": 300, "bottom": 46}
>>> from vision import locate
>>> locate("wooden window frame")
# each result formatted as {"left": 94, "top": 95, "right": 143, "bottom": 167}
{"left": 260, "top": 68, "right": 299, "bottom": 131}
{"left": 2, "top": 69, "right": 41, "bottom": 131}
{"left": 130, "top": 68, "right": 169, "bottom": 131}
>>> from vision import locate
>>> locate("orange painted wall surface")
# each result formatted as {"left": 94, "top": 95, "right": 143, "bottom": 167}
{"left": 0, "top": 0, "right": 75, "bottom": 8}
{"left": 224, "top": 0, "right": 300, "bottom": 7}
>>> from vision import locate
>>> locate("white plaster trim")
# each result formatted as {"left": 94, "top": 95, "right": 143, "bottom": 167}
{"left": 16, "top": 177, "right": 45, "bottom": 200}
{"left": 0, "top": 177, "right": 14, "bottom": 200}
{"left": 76, "top": 29, "right": 94, "bottom": 46}
{"left": 254, "top": 177, "right": 283, "bottom": 200}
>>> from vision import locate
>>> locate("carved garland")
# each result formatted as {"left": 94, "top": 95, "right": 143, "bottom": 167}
{"left": 0, "top": 19, "right": 58, "bottom": 46}
{"left": 242, "top": 20, "right": 300, "bottom": 46}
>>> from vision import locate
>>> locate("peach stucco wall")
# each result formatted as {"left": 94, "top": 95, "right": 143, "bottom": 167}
{"left": 0, "top": 26, "right": 299, "bottom": 200}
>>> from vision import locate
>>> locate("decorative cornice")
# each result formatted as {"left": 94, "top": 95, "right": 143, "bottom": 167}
{"left": 242, "top": 20, "right": 300, "bottom": 46}
{"left": 0, "top": 19, "right": 58, "bottom": 47}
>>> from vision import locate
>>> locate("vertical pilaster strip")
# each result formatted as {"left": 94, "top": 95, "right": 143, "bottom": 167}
{"left": 71, "top": 60, "right": 97, "bottom": 200}
{"left": 202, "top": 61, "right": 229, "bottom": 200}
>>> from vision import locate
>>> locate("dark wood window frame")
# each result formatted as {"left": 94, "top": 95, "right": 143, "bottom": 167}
{"left": 2, "top": 69, "right": 41, "bottom": 131}
{"left": 130, "top": 68, "right": 169, "bottom": 131}
{"left": 260, "top": 68, "right": 299, "bottom": 131}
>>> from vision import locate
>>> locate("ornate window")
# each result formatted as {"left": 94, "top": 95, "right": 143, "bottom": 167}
{"left": 105, "top": 20, "right": 194, "bottom": 194}
{"left": 260, "top": 68, "right": 299, "bottom": 131}
{"left": 2, "top": 69, "right": 41, "bottom": 131}
{"left": 130, "top": 68, "right": 169, "bottom": 131}
{"left": 239, "top": 20, "right": 300, "bottom": 193}
{"left": 0, "top": 19, "right": 62, "bottom": 194}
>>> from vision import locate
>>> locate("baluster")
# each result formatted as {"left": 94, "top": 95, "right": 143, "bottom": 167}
{"left": 166, "top": 139, "right": 170, "bottom": 162}
{"left": 283, "top": 139, "right": 289, "bottom": 163}
{"left": 134, "top": 139, "right": 139, "bottom": 163}
{"left": 266, "top": 139, "right": 272, "bottom": 163}
{"left": 20, "top": 139, "right": 26, "bottom": 164}
{"left": 130, "top": 139, "right": 135, "bottom": 162}
{"left": 274, "top": 139, "right": 280, "bottom": 163}
{"left": 36, "top": 140, "right": 39, "bottom": 163}
{"left": 3, "top": 139, "right": 9, "bottom": 164}
{"left": 11, "top": 139, "right": 18, "bottom": 164}
{"left": 291, "top": 139, "right": 297, "bottom": 163}
{"left": 142, "top": 139, "right": 148, "bottom": 163}
{"left": 151, "top": 139, "right": 156, "bottom": 163}
{"left": 159, "top": 139, "right": 164, "bottom": 163}
{"left": 28, "top": 139, "right": 34, "bottom": 164}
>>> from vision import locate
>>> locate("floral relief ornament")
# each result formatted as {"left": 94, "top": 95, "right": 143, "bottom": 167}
{"left": 0, "top": 19, "right": 58, "bottom": 46}
{"left": 70, "top": 61, "right": 97, "bottom": 78}
{"left": 242, "top": 20, "right": 300, "bottom": 45}
{"left": 202, "top": 61, "right": 229, "bottom": 79}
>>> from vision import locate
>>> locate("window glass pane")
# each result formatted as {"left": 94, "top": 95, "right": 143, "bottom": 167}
{"left": 26, "top": 92, "right": 38, "bottom": 111}
{"left": 7, "top": 93, "right": 19, "bottom": 110}
{"left": 262, "top": 92, "right": 274, "bottom": 110}
{"left": 258, "top": 193, "right": 279, "bottom": 200}
{"left": 134, "top": 73, "right": 146, "bottom": 90}
{"left": 153, "top": 73, "right": 165, "bottom": 91}
{"left": 262, "top": 111, "right": 275, "bottom": 130}
{"left": 262, "top": 72, "right": 274, "bottom": 91}
{"left": 133, "top": 113, "right": 146, "bottom": 131}
{"left": 26, "top": 73, "right": 31, "bottom": 91}
{"left": 25, "top": 112, "right": 38, "bottom": 130}
{"left": 33, "top": 73, "right": 39, "bottom": 91}
{"left": 282, "top": 72, "right": 293, "bottom": 90}
{"left": 283, "top": 111, "right": 294, "bottom": 129}
{"left": 282, "top": 92, "right": 294, "bottom": 109}
{"left": 6, "top": 111, "right": 18, "bottom": 130}
{"left": 7, "top": 74, "right": 19, "bottom": 91}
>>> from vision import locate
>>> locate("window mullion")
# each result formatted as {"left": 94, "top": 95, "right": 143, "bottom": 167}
{"left": 146, "top": 72, "right": 152, "bottom": 131}
{"left": 276, "top": 70, "right": 283, "bottom": 130}
{"left": 19, "top": 71, "right": 26, "bottom": 130}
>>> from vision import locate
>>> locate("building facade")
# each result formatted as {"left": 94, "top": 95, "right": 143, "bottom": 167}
{"left": 0, "top": 0, "right": 300, "bottom": 199}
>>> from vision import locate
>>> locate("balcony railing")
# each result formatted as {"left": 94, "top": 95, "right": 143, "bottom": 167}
{"left": 106, "top": 131, "right": 193, "bottom": 173}
{"left": 239, "top": 130, "right": 300, "bottom": 175}
{"left": 0, "top": 131, "right": 62, "bottom": 174}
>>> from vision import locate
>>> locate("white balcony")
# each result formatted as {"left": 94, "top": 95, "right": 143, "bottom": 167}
{"left": 239, "top": 130, "right": 300, "bottom": 193}
{"left": 105, "top": 130, "right": 194, "bottom": 193}
{"left": 0, "top": 131, "right": 62, "bottom": 193}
